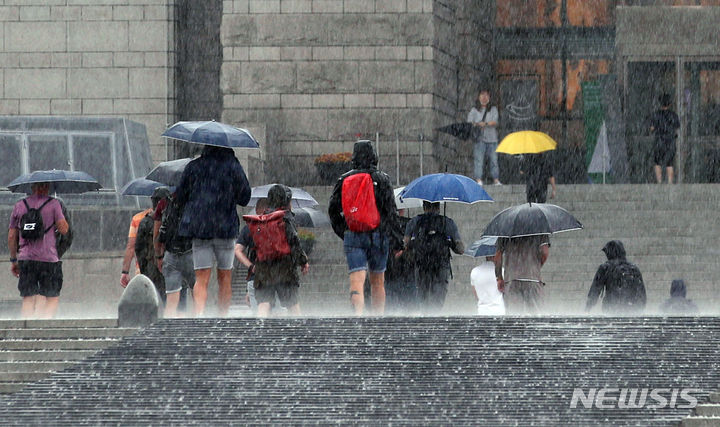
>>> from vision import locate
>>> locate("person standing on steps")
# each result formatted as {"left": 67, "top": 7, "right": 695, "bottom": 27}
{"left": 649, "top": 93, "right": 680, "bottom": 184}
{"left": 467, "top": 89, "right": 501, "bottom": 186}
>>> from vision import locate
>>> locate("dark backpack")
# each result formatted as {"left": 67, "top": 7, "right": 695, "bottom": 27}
{"left": 606, "top": 260, "right": 646, "bottom": 311}
{"left": 134, "top": 213, "right": 155, "bottom": 265}
{"left": 159, "top": 197, "right": 192, "bottom": 254}
{"left": 409, "top": 213, "right": 451, "bottom": 272}
{"left": 341, "top": 172, "right": 380, "bottom": 232}
{"left": 20, "top": 198, "right": 55, "bottom": 241}
{"left": 242, "top": 210, "right": 291, "bottom": 262}
{"left": 55, "top": 199, "right": 73, "bottom": 258}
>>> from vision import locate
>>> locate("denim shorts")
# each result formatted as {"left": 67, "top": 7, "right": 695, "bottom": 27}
{"left": 343, "top": 231, "right": 389, "bottom": 274}
{"left": 192, "top": 238, "right": 235, "bottom": 270}
{"left": 164, "top": 251, "right": 195, "bottom": 294}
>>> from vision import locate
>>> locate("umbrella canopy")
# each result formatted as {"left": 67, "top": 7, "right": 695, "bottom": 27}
{"left": 7, "top": 170, "right": 101, "bottom": 194}
{"left": 399, "top": 173, "right": 493, "bottom": 204}
{"left": 293, "top": 207, "right": 331, "bottom": 228}
{"left": 496, "top": 131, "right": 557, "bottom": 155}
{"left": 145, "top": 158, "right": 193, "bottom": 187}
{"left": 464, "top": 236, "right": 498, "bottom": 258}
{"left": 437, "top": 122, "right": 473, "bottom": 140}
{"left": 162, "top": 121, "right": 260, "bottom": 149}
{"left": 120, "top": 178, "right": 173, "bottom": 197}
{"left": 482, "top": 203, "right": 583, "bottom": 238}
{"left": 394, "top": 186, "right": 423, "bottom": 209}
{"left": 248, "top": 184, "right": 318, "bottom": 209}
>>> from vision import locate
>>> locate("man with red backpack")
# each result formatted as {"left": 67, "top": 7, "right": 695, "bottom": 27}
{"left": 243, "top": 184, "right": 309, "bottom": 318}
{"left": 328, "top": 140, "right": 403, "bottom": 315}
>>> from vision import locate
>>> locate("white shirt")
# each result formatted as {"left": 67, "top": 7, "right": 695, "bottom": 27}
{"left": 470, "top": 262, "right": 505, "bottom": 315}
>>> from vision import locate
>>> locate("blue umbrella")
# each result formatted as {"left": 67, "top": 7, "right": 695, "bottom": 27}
{"left": 145, "top": 158, "right": 193, "bottom": 187}
{"left": 7, "top": 170, "right": 101, "bottom": 194}
{"left": 248, "top": 184, "right": 319, "bottom": 209}
{"left": 161, "top": 121, "right": 260, "bottom": 149}
{"left": 464, "top": 236, "right": 498, "bottom": 258}
{"left": 399, "top": 173, "right": 493, "bottom": 204}
{"left": 120, "top": 178, "right": 173, "bottom": 197}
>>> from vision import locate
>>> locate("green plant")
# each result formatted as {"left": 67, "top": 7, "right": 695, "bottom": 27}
{"left": 297, "top": 229, "right": 316, "bottom": 241}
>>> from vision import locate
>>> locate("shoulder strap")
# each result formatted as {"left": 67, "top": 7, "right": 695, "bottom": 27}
{"left": 22, "top": 199, "right": 29, "bottom": 211}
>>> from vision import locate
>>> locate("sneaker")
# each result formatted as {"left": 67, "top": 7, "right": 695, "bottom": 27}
{"left": 477, "top": 179, "right": 484, "bottom": 185}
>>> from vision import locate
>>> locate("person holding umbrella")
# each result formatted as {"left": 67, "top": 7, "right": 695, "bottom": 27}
{"left": 467, "top": 89, "right": 501, "bottom": 186}
{"left": 8, "top": 182, "right": 70, "bottom": 318}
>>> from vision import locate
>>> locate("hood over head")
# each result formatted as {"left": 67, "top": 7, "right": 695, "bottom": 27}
{"left": 602, "top": 240, "right": 626, "bottom": 261}
{"left": 670, "top": 279, "right": 687, "bottom": 298}
{"left": 351, "top": 140, "right": 378, "bottom": 169}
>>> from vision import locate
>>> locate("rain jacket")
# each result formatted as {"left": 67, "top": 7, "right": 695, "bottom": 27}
{"left": 253, "top": 207, "right": 308, "bottom": 289}
{"left": 175, "top": 146, "right": 251, "bottom": 240}
{"left": 586, "top": 240, "right": 647, "bottom": 313}
{"left": 659, "top": 279, "right": 698, "bottom": 314}
{"left": 328, "top": 141, "right": 403, "bottom": 250}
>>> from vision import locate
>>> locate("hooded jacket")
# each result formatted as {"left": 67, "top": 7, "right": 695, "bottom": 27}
{"left": 586, "top": 240, "right": 647, "bottom": 313}
{"left": 328, "top": 140, "right": 403, "bottom": 249}
{"left": 659, "top": 279, "right": 699, "bottom": 314}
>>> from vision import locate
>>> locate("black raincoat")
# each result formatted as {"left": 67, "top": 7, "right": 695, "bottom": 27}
{"left": 586, "top": 240, "right": 647, "bottom": 313}
{"left": 659, "top": 279, "right": 698, "bottom": 314}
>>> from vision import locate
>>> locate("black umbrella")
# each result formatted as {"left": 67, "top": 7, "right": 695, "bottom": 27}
{"left": 482, "top": 203, "right": 583, "bottom": 238}
{"left": 120, "top": 178, "right": 173, "bottom": 197}
{"left": 437, "top": 122, "right": 474, "bottom": 140}
{"left": 293, "top": 207, "right": 330, "bottom": 228}
{"left": 7, "top": 170, "right": 101, "bottom": 194}
{"left": 145, "top": 158, "right": 193, "bottom": 187}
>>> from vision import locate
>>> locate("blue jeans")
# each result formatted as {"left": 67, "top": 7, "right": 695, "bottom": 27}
{"left": 474, "top": 141, "right": 499, "bottom": 181}
{"left": 343, "top": 231, "right": 389, "bottom": 273}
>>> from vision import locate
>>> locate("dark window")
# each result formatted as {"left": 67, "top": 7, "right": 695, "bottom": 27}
{"left": 72, "top": 135, "right": 114, "bottom": 189}
{"left": 28, "top": 135, "right": 69, "bottom": 172}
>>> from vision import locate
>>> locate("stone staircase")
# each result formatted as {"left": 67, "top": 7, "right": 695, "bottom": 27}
{"left": 0, "top": 319, "right": 139, "bottom": 394}
{"left": 245, "top": 184, "right": 720, "bottom": 315}
{"left": 683, "top": 392, "right": 720, "bottom": 426}
{"left": 0, "top": 316, "right": 718, "bottom": 425}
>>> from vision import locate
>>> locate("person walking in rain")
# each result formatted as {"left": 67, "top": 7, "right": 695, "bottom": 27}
{"left": 234, "top": 198, "right": 269, "bottom": 313}
{"left": 8, "top": 182, "right": 69, "bottom": 318}
{"left": 175, "top": 145, "right": 251, "bottom": 317}
{"left": 249, "top": 185, "right": 309, "bottom": 318}
{"left": 523, "top": 153, "right": 556, "bottom": 203}
{"left": 649, "top": 93, "right": 680, "bottom": 184}
{"left": 329, "top": 140, "right": 403, "bottom": 316}
{"left": 585, "top": 240, "right": 646, "bottom": 315}
{"left": 467, "top": 89, "right": 501, "bottom": 186}
{"left": 494, "top": 235, "right": 550, "bottom": 314}
{"left": 470, "top": 254, "right": 505, "bottom": 316}
{"left": 659, "top": 279, "right": 698, "bottom": 314}
{"left": 404, "top": 201, "right": 465, "bottom": 313}
{"left": 384, "top": 208, "right": 416, "bottom": 314}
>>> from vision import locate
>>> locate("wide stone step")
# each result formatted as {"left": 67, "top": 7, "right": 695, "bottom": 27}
{"left": 0, "top": 351, "right": 96, "bottom": 362}
{"left": 0, "top": 361, "right": 77, "bottom": 372}
{"left": 682, "top": 417, "right": 720, "bottom": 427}
{"left": 0, "top": 328, "right": 138, "bottom": 339}
{"left": 695, "top": 405, "right": 720, "bottom": 416}
{"left": 0, "top": 339, "right": 118, "bottom": 350}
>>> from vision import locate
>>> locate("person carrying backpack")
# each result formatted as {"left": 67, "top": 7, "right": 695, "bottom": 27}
{"left": 8, "top": 182, "right": 69, "bottom": 319}
{"left": 586, "top": 240, "right": 647, "bottom": 315}
{"left": 404, "top": 201, "right": 465, "bottom": 313}
{"left": 243, "top": 185, "right": 308, "bottom": 318}
{"left": 156, "top": 191, "right": 194, "bottom": 317}
{"left": 328, "top": 140, "right": 403, "bottom": 315}
{"left": 133, "top": 187, "right": 169, "bottom": 302}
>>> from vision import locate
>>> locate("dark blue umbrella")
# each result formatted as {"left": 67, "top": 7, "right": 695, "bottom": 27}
{"left": 399, "top": 173, "right": 493, "bottom": 204}
{"left": 464, "top": 236, "right": 498, "bottom": 258}
{"left": 145, "top": 158, "right": 193, "bottom": 187}
{"left": 7, "top": 170, "right": 101, "bottom": 194}
{"left": 248, "top": 184, "right": 319, "bottom": 209}
{"left": 120, "top": 178, "right": 173, "bottom": 197}
{"left": 161, "top": 121, "right": 260, "bottom": 149}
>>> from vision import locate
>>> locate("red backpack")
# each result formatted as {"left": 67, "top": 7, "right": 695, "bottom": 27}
{"left": 242, "top": 210, "right": 291, "bottom": 262}
{"left": 341, "top": 172, "right": 380, "bottom": 232}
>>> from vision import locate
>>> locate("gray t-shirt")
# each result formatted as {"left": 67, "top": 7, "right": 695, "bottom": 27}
{"left": 467, "top": 106, "right": 499, "bottom": 143}
{"left": 497, "top": 235, "right": 550, "bottom": 283}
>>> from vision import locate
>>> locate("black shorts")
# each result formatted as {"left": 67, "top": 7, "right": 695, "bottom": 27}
{"left": 254, "top": 281, "right": 299, "bottom": 308}
{"left": 17, "top": 260, "right": 62, "bottom": 298}
{"left": 653, "top": 140, "right": 676, "bottom": 167}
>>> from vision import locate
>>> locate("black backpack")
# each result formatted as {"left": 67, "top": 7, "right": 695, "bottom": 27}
{"left": 20, "top": 198, "right": 55, "bottom": 241}
{"left": 134, "top": 213, "right": 155, "bottom": 265}
{"left": 159, "top": 196, "right": 192, "bottom": 254}
{"left": 409, "top": 213, "right": 451, "bottom": 272}
{"left": 55, "top": 199, "right": 73, "bottom": 258}
{"left": 606, "top": 260, "right": 647, "bottom": 311}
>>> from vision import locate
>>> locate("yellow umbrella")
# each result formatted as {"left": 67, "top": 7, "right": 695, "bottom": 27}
{"left": 496, "top": 131, "right": 557, "bottom": 155}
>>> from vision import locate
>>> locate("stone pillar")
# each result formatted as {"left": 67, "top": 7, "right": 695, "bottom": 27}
{"left": 118, "top": 274, "right": 160, "bottom": 327}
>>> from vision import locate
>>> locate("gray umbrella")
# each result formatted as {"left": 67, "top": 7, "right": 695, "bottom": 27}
{"left": 7, "top": 170, "right": 101, "bottom": 194}
{"left": 145, "top": 158, "right": 193, "bottom": 187}
{"left": 293, "top": 207, "right": 330, "bottom": 228}
{"left": 482, "top": 203, "right": 583, "bottom": 238}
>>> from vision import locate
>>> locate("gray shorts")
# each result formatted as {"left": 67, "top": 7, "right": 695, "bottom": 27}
{"left": 164, "top": 251, "right": 195, "bottom": 294}
{"left": 192, "top": 238, "right": 235, "bottom": 270}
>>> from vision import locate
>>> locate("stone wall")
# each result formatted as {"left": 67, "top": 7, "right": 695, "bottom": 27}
{"left": 220, "top": 0, "right": 490, "bottom": 186}
{"left": 0, "top": 0, "right": 176, "bottom": 164}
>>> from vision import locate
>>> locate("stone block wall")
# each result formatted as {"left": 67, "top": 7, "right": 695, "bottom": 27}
{"left": 220, "top": 0, "right": 490, "bottom": 186}
{"left": 0, "top": 0, "right": 175, "bottom": 164}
